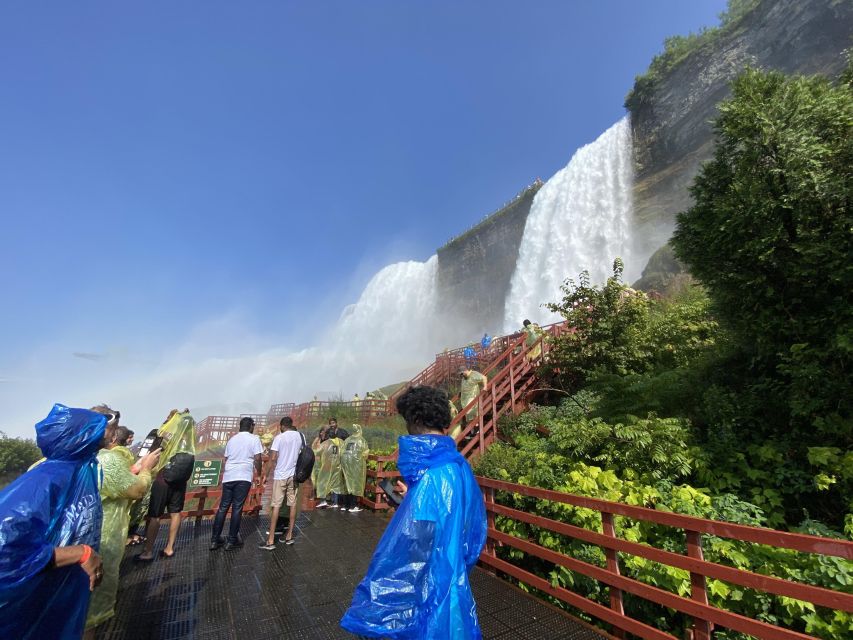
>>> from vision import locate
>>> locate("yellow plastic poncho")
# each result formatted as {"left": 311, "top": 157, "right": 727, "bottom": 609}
{"left": 153, "top": 411, "right": 196, "bottom": 475}
{"left": 86, "top": 446, "right": 152, "bottom": 629}
{"left": 341, "top": 425, "right": 369, "bottom": 497}
{"left": 259, "top": 430, "right": 275, "bottom": 450}
{"left": 460, "top": 371, "right": 487, "bottom": 420}
{"left": 524, "top": 322, "right": 544, "bottom": 361}
{"left": 315, "top": 437, "right": 345, "bottom": 498}
{"left": 448, "top": 400, "right": 462, "bottom": 440}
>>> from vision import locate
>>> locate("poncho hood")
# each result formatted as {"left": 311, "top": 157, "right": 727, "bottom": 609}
{"left": 397, "top": 434, "right": 463, "bottom": 485}
{"left": 36, "top": 404, "right": 106, "bottom": 461}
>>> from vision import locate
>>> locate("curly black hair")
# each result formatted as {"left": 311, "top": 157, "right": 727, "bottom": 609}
{"left": 395, "top": 385, "right": 451, "bottom": 434}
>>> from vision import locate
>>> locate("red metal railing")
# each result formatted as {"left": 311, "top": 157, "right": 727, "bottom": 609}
{"left": 453, "top": 321, "right": 565, "bottom": 459}
{"left": 177, "top": 483, "right": 267, "bottom": 522}
{"left": 288, "top": 399, "right": 393, "bottom": 429}
{"left": 388, "top": 332, "right": 525, "bottom": 404}
{"left": 362, "top": 322, "right": 560, "bottom": 508}
{"left": 476, "top": 476, "right": 853, "bottom": 640}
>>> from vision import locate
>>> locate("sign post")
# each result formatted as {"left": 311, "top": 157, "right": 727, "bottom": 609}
{"left": 188, "top": 459, "right": 223, "bottom": 490}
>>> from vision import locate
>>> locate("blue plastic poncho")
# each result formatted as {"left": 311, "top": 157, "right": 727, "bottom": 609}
{"left": 0, "top": 404, "right": 106, "bottom": 640}
{"left": 340, "top": 434, "right": 487, "bottom": 639}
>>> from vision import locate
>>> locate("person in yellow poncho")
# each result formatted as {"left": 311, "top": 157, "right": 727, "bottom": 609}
{"left": 85, "top": 421, "right": 161, "bottom": 636}
{"left": 522, "top": 318, "right": 544, "bottom": 361}
{"left": 340, "top": 424, "right": 369, "bottom": 512}
{"left": 259, "top": 427, "right": 275, "bottom": 453}
{"left": 448, "top": 399, "right": 461, "bottom": 440}
{"left": 313, "top": 433, "right": 345, "bottom": 509}
{"left": 310, "top": 426, "right": 327, "bottom": 501}
{"left": 138, "top": 410, "right": 196, "bottom": 561}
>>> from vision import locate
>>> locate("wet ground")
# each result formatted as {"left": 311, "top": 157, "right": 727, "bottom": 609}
{"left": 96, "top": 508, "right": 607, "bottom": 639}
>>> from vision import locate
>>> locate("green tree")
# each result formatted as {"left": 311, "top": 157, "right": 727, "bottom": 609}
{"left": 0, "top": 432, "right": 42, "bottom": 486}
{"left": 672, "top": 61, "right": 853, "bottom": 521}
{"left": 544, "top": 259, "right": 651, "bottom": 392}
{"left": 671, "top": 64, "right": 852, "bottom": 429}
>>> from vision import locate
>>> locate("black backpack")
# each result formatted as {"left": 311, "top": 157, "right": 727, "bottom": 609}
{"left": 294, "top": 432, "right": 315, "bottom": 484}
{"left": 162, "top": 452, "right": 195, "bottom": 484}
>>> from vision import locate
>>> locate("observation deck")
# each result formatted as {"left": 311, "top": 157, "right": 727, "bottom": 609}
{"left": 95, "top": 510, "right": 607, "bottom": 640}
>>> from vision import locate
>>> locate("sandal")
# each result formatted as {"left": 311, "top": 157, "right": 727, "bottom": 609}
{"left": 159, "top": 549, "right": 176, "bottom": 559}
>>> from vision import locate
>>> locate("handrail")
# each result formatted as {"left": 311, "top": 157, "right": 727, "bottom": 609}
{"left": 475, "top": 475, "right": 853, "bottom": 640}
{"left": 453, "top": 323, "right": 559, "bottom": 458}
{"left": 477, "top": 476, "right": 853, "bottom": 559}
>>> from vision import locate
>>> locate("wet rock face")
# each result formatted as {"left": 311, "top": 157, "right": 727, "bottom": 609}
{"left": 436, "top": 185, "right": 541, "bottom": 338}
{"left": 631, "top": 0, "right": 852, "bottom": 229}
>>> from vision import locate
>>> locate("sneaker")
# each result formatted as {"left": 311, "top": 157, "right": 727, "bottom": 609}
{"left": 209, "top": 537, "right": 225, "bottom": 550}
{"left": 258, "top": 543, "right": 276, "bottom": 551}
{"left": 349, "top": 506, "right": 363, "bottom": 513}
{"left": 316, "top": 501, "right": 329, "bottom": 509}
{"left": 224, "top": 540, "right": 243, "bottom": 551}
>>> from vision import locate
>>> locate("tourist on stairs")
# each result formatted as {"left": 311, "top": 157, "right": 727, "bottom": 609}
{"left": 522, "top": 318, "right": 544, "bottom": 361}
{"left": 458, "top": 366, "right": 488, "bottom": 441}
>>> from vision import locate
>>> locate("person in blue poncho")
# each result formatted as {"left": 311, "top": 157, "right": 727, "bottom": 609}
{"left": 0, "top": 404, "right": 112, "bottom": 640}
{"left": 340, "top": 385, "right": 487, "bottom": 639}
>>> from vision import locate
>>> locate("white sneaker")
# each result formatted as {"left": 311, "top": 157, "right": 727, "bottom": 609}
{"left": 349, "top": 506, "right": 363, "bottom": 513}
{"left": 316, "top": 501, "right": 329, "bottom": 509}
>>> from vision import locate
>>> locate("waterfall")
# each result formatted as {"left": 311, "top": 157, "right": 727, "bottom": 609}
{"left": 330, "top": 255, "right": 441, "bottom": 378}
{"left": 503, "top": 117, "right": 636, "bottom": 331}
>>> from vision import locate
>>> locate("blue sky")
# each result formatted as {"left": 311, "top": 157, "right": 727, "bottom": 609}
{"left": 0, "top": 1, "right": 727, "bottom": 437}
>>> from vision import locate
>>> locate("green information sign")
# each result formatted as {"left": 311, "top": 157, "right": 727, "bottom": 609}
{"left": 189, "top": 459, "right": 223, "bottom": 489}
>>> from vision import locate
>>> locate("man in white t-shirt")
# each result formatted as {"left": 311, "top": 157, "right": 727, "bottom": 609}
{"left": 210, "top": 417, "right": 263, "bottom": 551}
{"left": 259, "top": 416, "right": 303, "bottom": 550}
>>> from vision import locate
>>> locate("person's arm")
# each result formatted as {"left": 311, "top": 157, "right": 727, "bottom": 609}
{"left": 53, "top": 545, "right": 103, "bottom": 591}
{"left": 253, "top": 454, "right": 263, "bottom": 482}
{"left": 125, "top": 449, "right": 160, "bottom": 499}
{"left": 265, "top": 451, "right": 278, "bottom": 482}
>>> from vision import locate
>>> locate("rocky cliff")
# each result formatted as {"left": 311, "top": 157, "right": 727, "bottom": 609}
{"left": 630, "top": 0, "right": 852, "bottom": 243}
{"left": 436, "top": 183, "right": 541, "bottom": 338}
{"left": 435, "top": 0, "right": 851, "bottom": 323}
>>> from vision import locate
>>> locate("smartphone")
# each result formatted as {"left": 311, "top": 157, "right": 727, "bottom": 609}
{"left": 379, "top": 478, "right": 404, "bottom": 507}
{"left": 137, "top": 428, "right": 163, "bottom": 459}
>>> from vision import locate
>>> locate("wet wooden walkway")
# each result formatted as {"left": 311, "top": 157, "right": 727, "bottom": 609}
{"left": 96, "top": 508, "right": 609, "bottom": 639}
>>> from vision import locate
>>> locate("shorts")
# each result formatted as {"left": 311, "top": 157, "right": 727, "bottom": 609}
{"left": 148, "top": 475, "right": 187, "bottom": 517}
{"left": 271, "top": 477, "right": 297, "bottom": 508}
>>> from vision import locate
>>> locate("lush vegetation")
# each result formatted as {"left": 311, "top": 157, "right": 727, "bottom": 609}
{"left": 475, "top": 59, "right": 853, "bottom": 639}
{"left": 625, "top": 0, "right": 761, "bottom": 111}
{"left": 0, "top": 432, "right": 42, "bottom": 488}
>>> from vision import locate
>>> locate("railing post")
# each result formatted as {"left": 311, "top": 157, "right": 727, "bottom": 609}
{"left": 601, "top": 512, "right": 625, "bottom": 638}
{"left": 376, "top": 459, "right": 385, "bottom": 508}
{"left": 686, "top": 530, "right": 712, "bottom": 640}
{"left": 477, "top": 395, "right": 485, "bottom": 455}
{"left": 484, "top": 486, "right": 497, "bottom": 574}
{"left": 490, "top": 385, "right": 498, "bottom": 445}
{"left": 195, "top": 487, "right": 207, "bottom": 525}
{"left": 510, "top": 363, "right": 517, "bottom": 410}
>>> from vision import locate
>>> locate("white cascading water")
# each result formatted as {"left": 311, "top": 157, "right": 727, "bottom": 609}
{"left": 15, "top": 120, "right": 645, "bottom": 430}
{"left": 329, "top": 256, "right": 441, "bottom": 382}
{"left": 503, "top": 117, "right": 636, "bottom": 330}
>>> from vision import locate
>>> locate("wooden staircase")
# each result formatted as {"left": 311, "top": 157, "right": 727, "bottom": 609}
{"left": 362, "top": 322, "right": 567, "bottom": 508}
